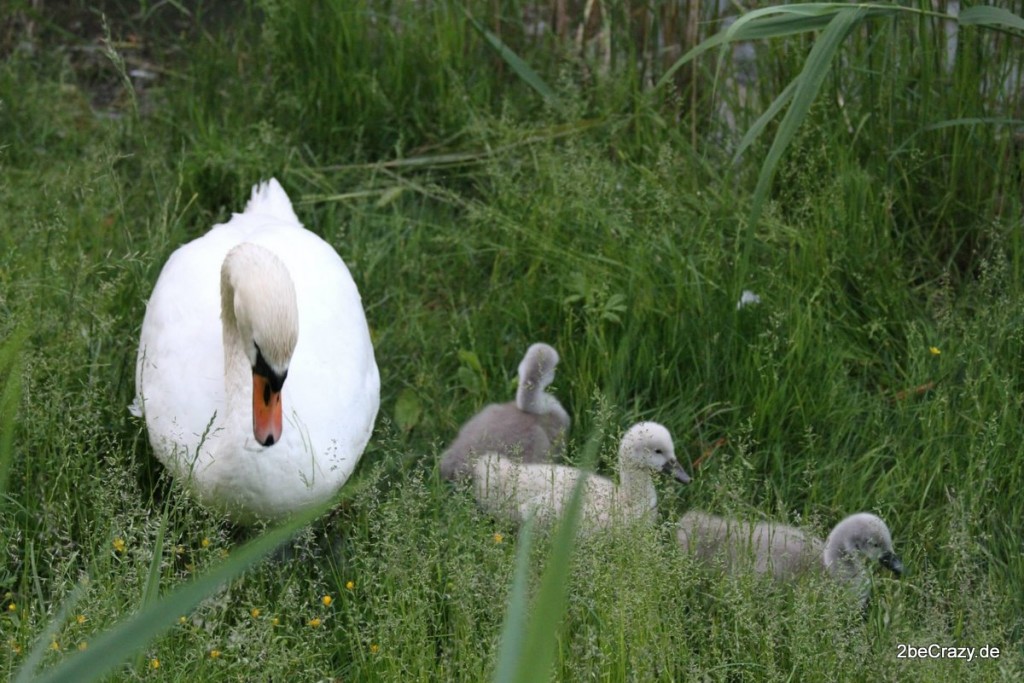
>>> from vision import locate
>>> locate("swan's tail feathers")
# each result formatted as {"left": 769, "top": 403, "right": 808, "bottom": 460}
{"left": 244, "top": 178, "right": 301, "bottom": 225}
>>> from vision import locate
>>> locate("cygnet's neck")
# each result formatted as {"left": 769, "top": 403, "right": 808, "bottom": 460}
{"left": 615, "top": 458, "right": 658, "bottom": 518}
{"left": 518, "top": 385, "right": 562, "bottom": 415}
{"left": 516, "top": 378, "right": 546, "bottom": 413}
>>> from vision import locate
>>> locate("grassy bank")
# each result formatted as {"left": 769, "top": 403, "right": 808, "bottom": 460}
{"left": 1, "top": 1, "right": 1022, "bottom": 680}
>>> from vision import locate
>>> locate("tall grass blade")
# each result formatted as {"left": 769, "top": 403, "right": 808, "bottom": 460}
{"left": 513, "top": 479, "right": 584, "bottom": 682}
{"left": 133, "top": 507, "right": 169, "bottom": 670}
{"left": 733, "top": 79, "right": 799, "bottom": 163}
{"left": 890, "top": 117, "right": 1024, "bottom": 157}
{"left": 726, "top": 3, "right": 900, "bottom": 40}
{"left": 657, "top": 3, "right": 907, "bottom": 92}
{"left": 492, "top": 517, "right": 537, "bottom": 683}
{"left": 655, "top": 32, "right": 730, "bottom": 91}
{"left": 12, "top": 583, "right": 88, "bottom": 683}
{"left": 748, "top": 7, "right": 866, "bottom": 229}
{"left": 463, "top": 11, "right": 557, "bottom": 103}
{"left": 25, "top": 504, "right": 325, "bottom": 683}
{"left": 491, "top": 432, "right": 598, "bottom": 683}
{"left": 958, "top": 6, "right": 1024, "bottom": 32}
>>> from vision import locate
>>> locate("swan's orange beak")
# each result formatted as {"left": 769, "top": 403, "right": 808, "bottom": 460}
{"left": 252, "top": 373, "right": 283, "bottom": 447}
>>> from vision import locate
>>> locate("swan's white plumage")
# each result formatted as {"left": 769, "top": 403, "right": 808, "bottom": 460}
{"left": 471, "top": 421, "right": 690, "bottom": 534}
{"left": 134, "top": 179, "right": 380, "bottom": 522}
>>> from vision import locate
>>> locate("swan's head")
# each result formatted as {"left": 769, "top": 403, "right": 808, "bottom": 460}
{"left": 619, "top": 421, "right": 691, "bottom": 484}
{"left": 221, "top": 243, "right": 299, "bottom": 447}
{"left": 824, "top": 512, "right": 903, "bottom": 579}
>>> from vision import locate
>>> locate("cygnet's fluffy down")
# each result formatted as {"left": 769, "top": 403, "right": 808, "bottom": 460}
{"left": 676, "top": 511, "right": 823, "bottom": 579}
{"left": 677, "top": 511, "right": 903, "bottom": 597}
{"left": 472, "top": 421, "right": 691, "bottom": 534}
{"left": 440, "top": 343, "right": 570, "bottom": 481}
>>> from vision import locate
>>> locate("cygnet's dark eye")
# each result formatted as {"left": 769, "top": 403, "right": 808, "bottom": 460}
{"left": 654, "top": 448, "right": 664, "bottom": 455}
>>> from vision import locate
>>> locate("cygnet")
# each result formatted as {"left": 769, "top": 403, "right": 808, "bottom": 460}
{"left": 677, "top": 510, "right": 903, "bottom": 600}
{"left": 440, "top": 343, "right": 570, "bottom": 481}
{"left": 472, "top": 421, "right": 691, "bottom": 534}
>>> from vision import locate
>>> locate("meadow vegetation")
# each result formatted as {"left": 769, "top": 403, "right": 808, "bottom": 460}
{"left": 1, "top": 0, "right": 1022, "bottom": 680}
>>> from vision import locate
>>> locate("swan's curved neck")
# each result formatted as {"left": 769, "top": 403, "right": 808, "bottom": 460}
{"left": 218, "top": 243, "right": 299, "bottom": 446}
{"left": 220, "top": 289, "right": 253, "bottom": 439}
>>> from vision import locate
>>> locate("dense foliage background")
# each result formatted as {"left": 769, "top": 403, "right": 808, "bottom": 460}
{"left": 1, "top": 1, "right": 1022, "bottom": 680}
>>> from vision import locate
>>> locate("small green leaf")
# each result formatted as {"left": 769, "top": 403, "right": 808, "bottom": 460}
{"left": 375, "top": 185, "right": 404, "bottom": 208}
{"left": 394, "top": 388, "right": 423, "bottom": 432}
{"left": 457, "top": 349, "right": 483, "bottom": 374}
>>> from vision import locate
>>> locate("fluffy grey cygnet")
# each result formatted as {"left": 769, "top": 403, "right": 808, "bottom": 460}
{"left": 677, "top": 511, "right": 903, "bottom": 599}
{"left": 472, "top": 421, "right": 691, "bottom": 534}
{"left": 823, "top": 512, "right": 904, "bottom": 601}
{"left": 440, "top": 343, "right": 570, "bottom": 481}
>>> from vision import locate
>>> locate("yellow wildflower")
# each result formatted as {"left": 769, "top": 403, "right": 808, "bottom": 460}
{"left": 308, "top": 617, "right": 322, "bottom": 628}
{"left": 49, "top": 641, "right": 59, "bottom": 651}
{"left": 271, "top": 617, "right": 280, "bottom": 626}
{"left": 201, "top": 537, "right": 211, "bottom": 548}
{"left": 370, "top": 643, "right": 380, "bottom": 654}
{"left": 113, "top": 538, "right": 126, "bottom": 554}
{"left": 76, "top": 614, "right": 87, "bottom": 625}
{"left": 322, "top": 595, "right": 333, "bottom": 607}
{"left": 210, "top": 649, "right": 221, "bottom": 659}
{"left": 929, "top": 346, "right": 941, "bottom": 356}
{"left": 493, "top": 532, "right": 504, "bottom": 544}
{"left": 7, "top": 603, "right": 15, "bottom": 612}
{"left": 345, "top": 581, "right": 354, "bottom": 591}
{"left": 78, "top": 641, "right": 88, "bottom": 651}
{"left": 178, "top": 616, "right": 187, "bottom": 625}
{"left": 150, "top": 658, "right": 160, "bottom": 669}
{"left": 250, "top": 608, "right": 261, "bottom": 618}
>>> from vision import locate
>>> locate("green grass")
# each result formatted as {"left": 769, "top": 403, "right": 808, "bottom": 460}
{"left": 1, "top": 0, "right": 1023, "bottom": 680}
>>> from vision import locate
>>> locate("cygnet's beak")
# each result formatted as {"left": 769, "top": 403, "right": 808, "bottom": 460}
{"left": 252, "top": 371, "right": 284, "bottom": 447}
{"left": 662, "top": 460, "right": 692, "bottom": 484}
{"left": 879, "top": 550, "right": 904, "bottom": 576}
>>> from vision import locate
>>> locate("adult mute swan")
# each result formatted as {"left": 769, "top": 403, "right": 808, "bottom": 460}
{"left": 132, "top": 179, "right": 380, "bottom": 523}
{"left": 677, "top": 511, "right": 903, "bottom": 603}
{"left": 440, "top": 343, "right": 569, "bottom": 481}
{"left": 472, "top": 421, "right": 690, "bottom": 534}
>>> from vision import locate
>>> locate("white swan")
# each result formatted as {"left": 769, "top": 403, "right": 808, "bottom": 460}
{"left": 677, "top": 511, "right": 903, "bottom": 600}
{"left": 132, "top": 179, "right": 380, "bottom": 523}
{"left": 440, "top": 343, "right": 569, "bottom": 481}
{"left": 472, "top": 421, "right": 690, "bottom": 534}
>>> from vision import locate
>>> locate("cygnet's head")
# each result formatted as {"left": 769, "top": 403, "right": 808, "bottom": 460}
{"left": 619, "top": 422, "right": 691, "bottom": 484}
{"left": 824, "top": 512, "right": 903, "bottom": 578}
{"left": 516, "top": 343, "right": 561, "bottom": 412}
{"left": 221, "top": 243, "right": 299, "bottom": 446}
